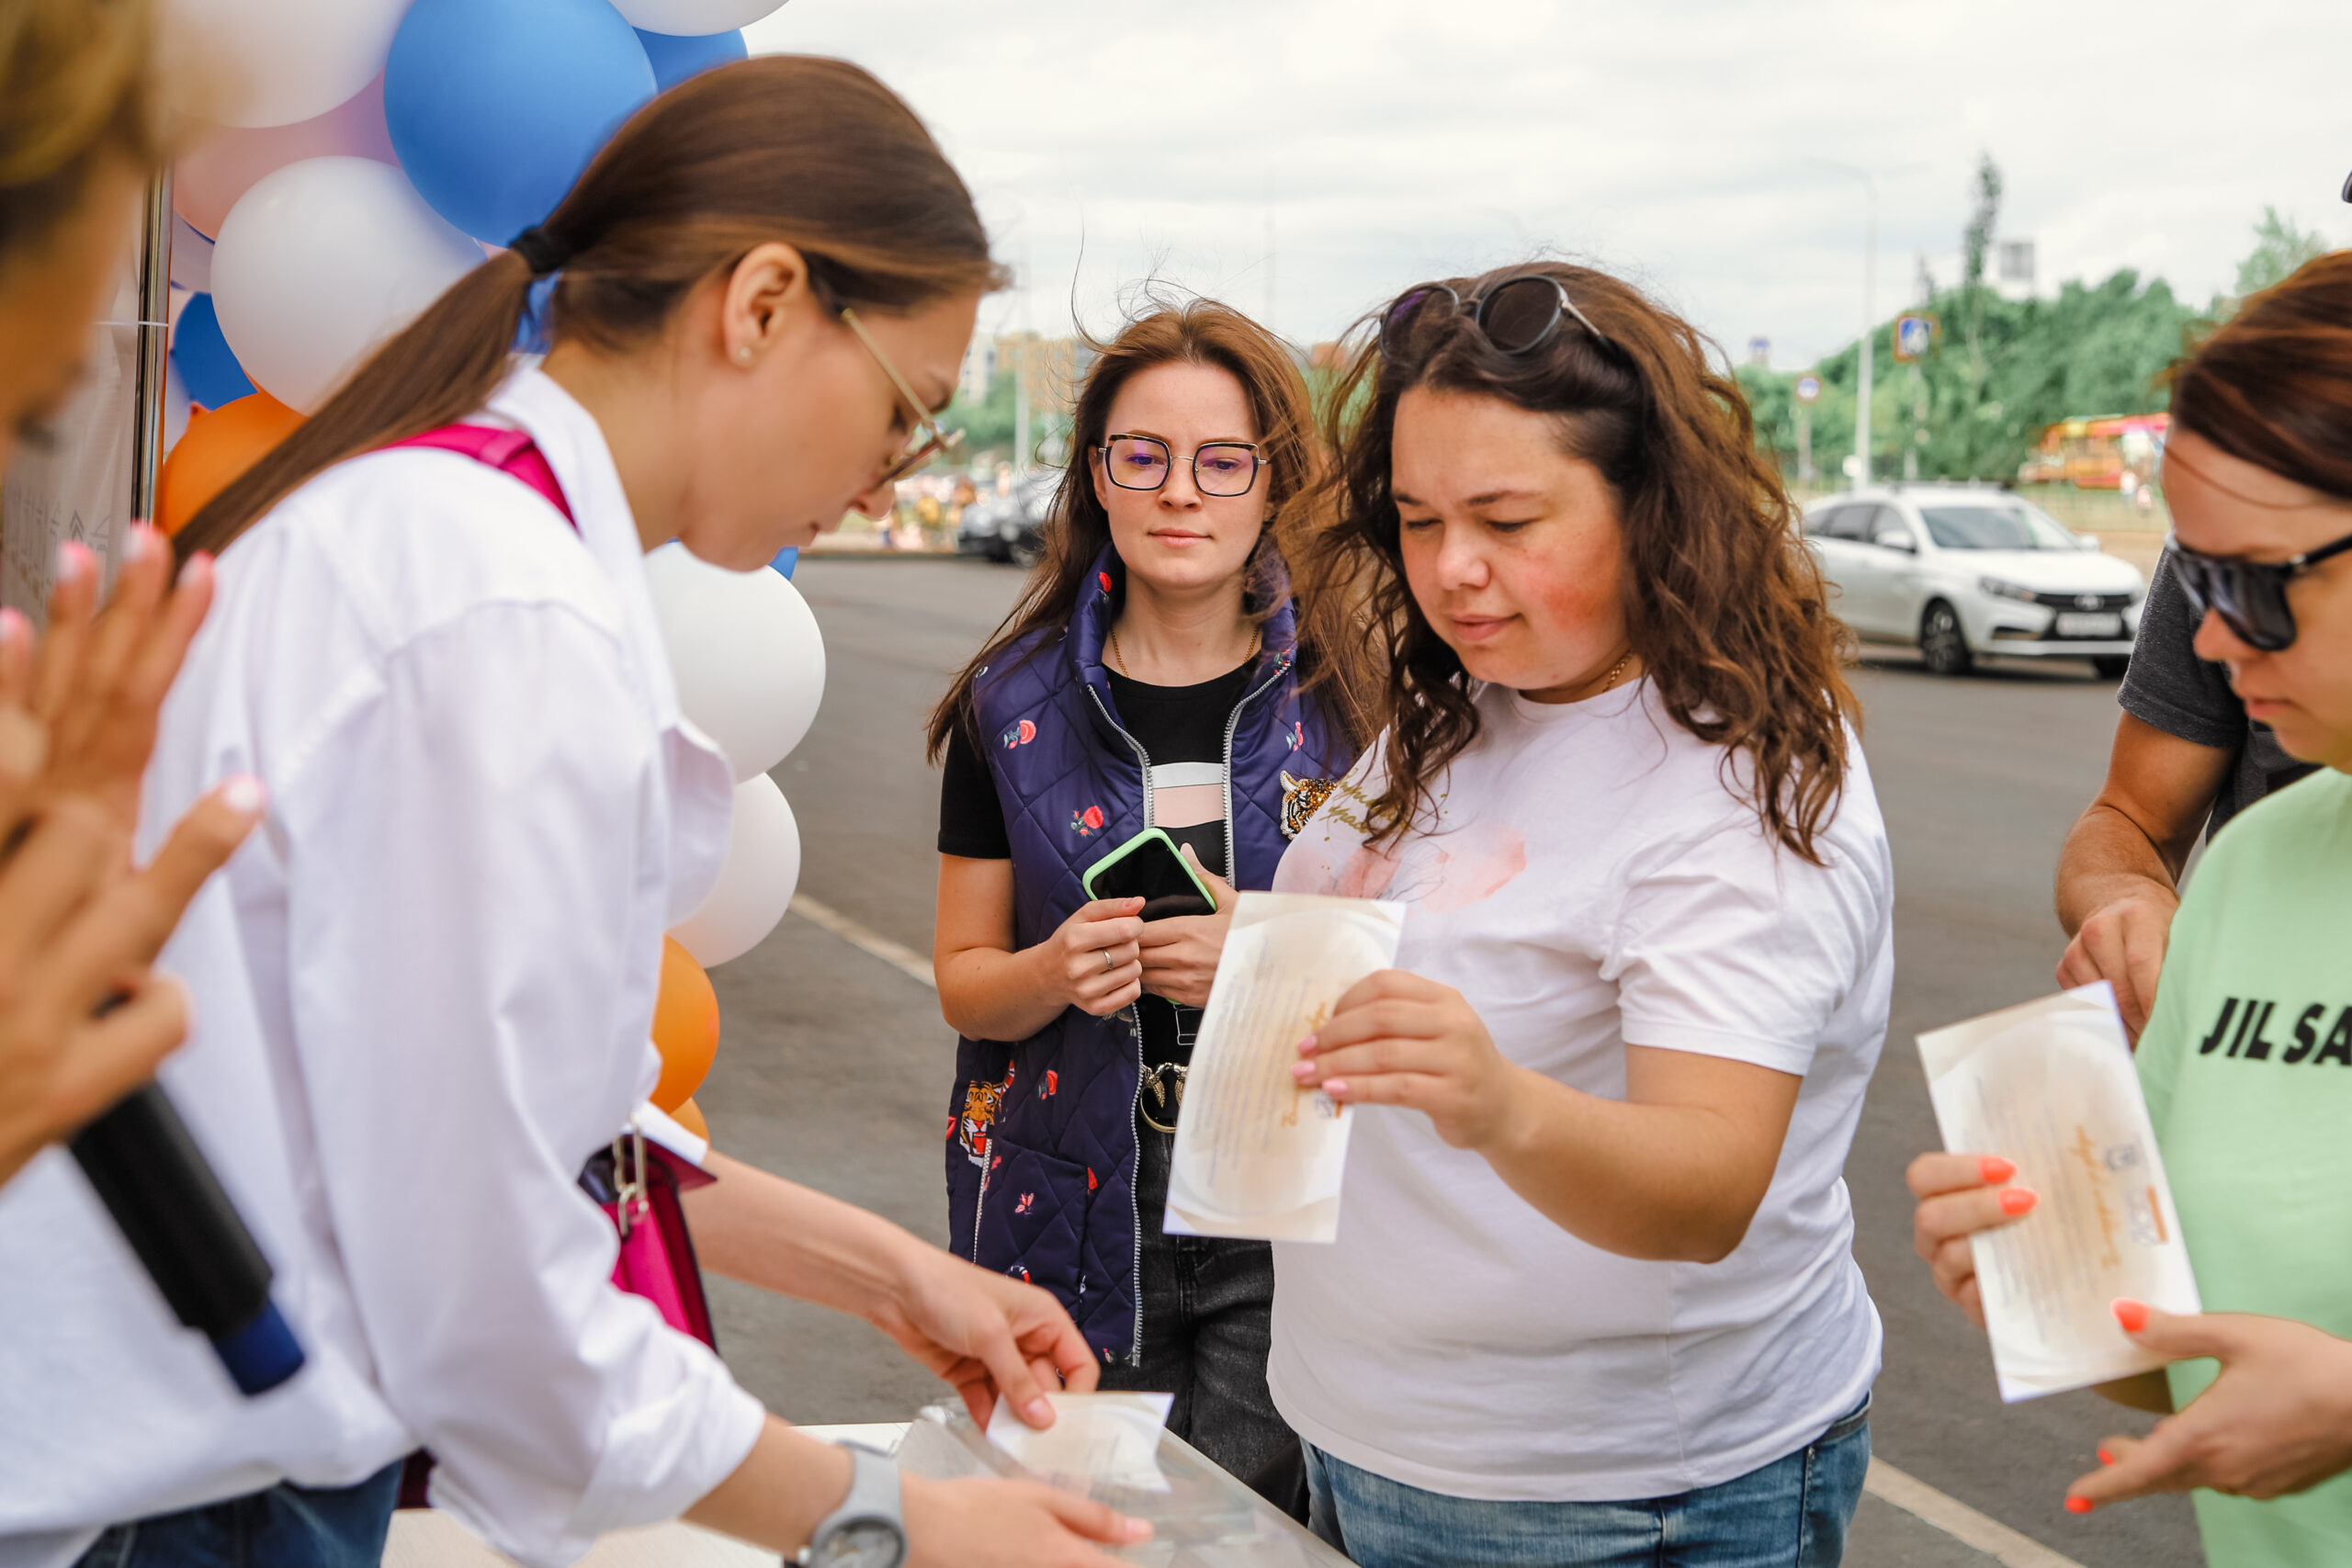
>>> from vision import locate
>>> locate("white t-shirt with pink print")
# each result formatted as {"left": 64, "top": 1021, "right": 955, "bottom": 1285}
{"left": 1266, "top": 676, "right": 1892, "bottom": 1502}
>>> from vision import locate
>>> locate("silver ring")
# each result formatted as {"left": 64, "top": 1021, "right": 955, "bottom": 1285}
{"left": 1102, "top": 948, "right": 1115, "bottom": 972}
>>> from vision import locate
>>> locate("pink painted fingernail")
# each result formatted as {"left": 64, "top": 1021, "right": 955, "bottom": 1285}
{"left": 0, "top": 606, "right": 25, "bottom": 640}
{"left": 1290, "top": 1061, "right": 1314, "bottom": 1081}
{"left": 55, "top": 541, "right": 89, "bottom": 582}
{"left": 1296, "top": 1035, "right": 1318, "bottom": 1055}
{"left": 218, "top": 773, "right": 266, "bottom": 815}
{"left": 2065, "top": 1496, "right": 2093, "bottom": 1515}
{"left": 1979, "top": 1156, "right": 2016, "bottom": 1183}
{"left": 122, "top": 525, "right": 153, "bottom": 562}
{"left": 1999, "top": 1188, "right": 2038, "bottom": 1217}
{"left": 1323, "top": 1078, "right": 1349, "bottom": 1097}
{"left": 1023, "top": 1398, "right": 1053, "bottom": 1427}
{"left": 1122, "top": 1517, "right": 1153, "bottom": 1541}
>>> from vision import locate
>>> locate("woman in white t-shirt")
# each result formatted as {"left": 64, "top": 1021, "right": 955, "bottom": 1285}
{"left": 1271, "top": 264, "right": 1893, "bottom": 1567}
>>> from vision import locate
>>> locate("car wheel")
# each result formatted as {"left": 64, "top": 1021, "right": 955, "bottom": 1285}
{"left": 2093, "top": 654, "right": 2131, "bottom": 680}
{"left": 1919, "top": 600, "right": 1974, "bottom": 676}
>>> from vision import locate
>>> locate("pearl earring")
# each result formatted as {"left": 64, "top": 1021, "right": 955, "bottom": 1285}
{"left": 736, "top": 346, "right": 752, "bottom": 364}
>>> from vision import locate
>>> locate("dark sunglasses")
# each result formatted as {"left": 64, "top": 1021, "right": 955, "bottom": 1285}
{"left": 2167, "top": 527, "right": 2352, "bottom": 651}
{"left": 1379, "top": 275, "right": 1617, "bottom": 362}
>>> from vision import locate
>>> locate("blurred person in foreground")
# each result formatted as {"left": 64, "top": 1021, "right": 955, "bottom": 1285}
{"left": 0, "top": 0, "right": 264, "bottom": 1188}
{"left": 1911, "top": 253, "right": 2352, "bottom": 1567}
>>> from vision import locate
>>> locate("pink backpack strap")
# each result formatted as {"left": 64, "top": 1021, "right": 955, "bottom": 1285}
{"left": 385, "top": 423, "right": 576, "bottom": 529}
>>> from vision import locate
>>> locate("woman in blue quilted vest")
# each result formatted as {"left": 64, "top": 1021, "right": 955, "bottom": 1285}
{"left": 927, "top": 299, "right": 1367, "bottom": 1490}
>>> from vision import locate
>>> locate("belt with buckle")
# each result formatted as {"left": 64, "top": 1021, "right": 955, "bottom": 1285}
{"left": 1139, "top": 1061, "right": 1188, "bottom": 1133}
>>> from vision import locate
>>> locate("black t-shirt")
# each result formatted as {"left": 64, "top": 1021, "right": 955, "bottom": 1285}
{"left": 2119, "top": 548, "right": 2316, "bottom": 838}
{"left": 938, "top": 660, "right": 1255, "bottom": 1066}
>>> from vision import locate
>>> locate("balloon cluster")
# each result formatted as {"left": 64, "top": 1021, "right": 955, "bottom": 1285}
{"left": 153, "top": 0, "right": 805, "bottom": 1142}
{"left": 644, "top": 544, "right": 826, "bottom": 1136}
{"left": 157, "top": 0, "right": 775, "bottom": 534}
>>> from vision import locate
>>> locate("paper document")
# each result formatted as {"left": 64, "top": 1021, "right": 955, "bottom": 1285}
{"left": 1917, "top": 981, "right": 2200, "bottom": 1402}
{"left": 986, "top": 1392, "right": 1175, "bottom": 1492}
{"left": 1165, "top": 892, "right": 1408, "bottom": 1243}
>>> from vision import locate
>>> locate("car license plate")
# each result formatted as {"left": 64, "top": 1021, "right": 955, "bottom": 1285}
{"left": 2055, "top": 612, "right": 2123, "bottom": 638}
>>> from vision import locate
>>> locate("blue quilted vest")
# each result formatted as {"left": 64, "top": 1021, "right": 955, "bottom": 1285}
{"left": 943, "top": 544, "right": 1353, "bottom": 1365}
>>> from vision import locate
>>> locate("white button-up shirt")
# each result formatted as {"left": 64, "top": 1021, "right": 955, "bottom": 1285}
{"left": 0, "top": 369, "right": 764, "bottom": 1568}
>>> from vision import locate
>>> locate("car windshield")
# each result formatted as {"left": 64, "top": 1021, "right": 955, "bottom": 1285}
{"left": 1917, "top": 502, "right": 2076, "bottom": 550}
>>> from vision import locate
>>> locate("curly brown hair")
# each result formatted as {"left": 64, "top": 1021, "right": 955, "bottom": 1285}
{"left": 1292, "top": 261, "right": 1858, "bottom": 862}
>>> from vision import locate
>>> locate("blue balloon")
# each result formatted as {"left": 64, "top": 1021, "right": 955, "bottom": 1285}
{"left": 769, "top": 547, "right": 798, "bottom": 578}
{"left": 636, "top": 28, "right": 746, "bottom": 91}
{"left": 385, "top": 0, "right": 656, "bottom": 244}
{"left": 171, "top": 294, "right": 254, "bottom": 410}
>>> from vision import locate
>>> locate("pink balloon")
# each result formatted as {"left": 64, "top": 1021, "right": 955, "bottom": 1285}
{"left": 174, "top": 75, "right": 398, "bottom": 239}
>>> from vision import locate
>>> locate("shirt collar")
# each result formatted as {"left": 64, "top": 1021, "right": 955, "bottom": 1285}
{"left": 484, "top": 366, "right": 690, "bottom": 736}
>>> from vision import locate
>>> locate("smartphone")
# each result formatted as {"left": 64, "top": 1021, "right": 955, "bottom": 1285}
{"left": 1081, "top": 827, "right": 1219, "bottom": 921}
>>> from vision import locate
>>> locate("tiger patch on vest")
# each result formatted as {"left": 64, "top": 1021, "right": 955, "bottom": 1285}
{"left": 958, "top": 1062, "right": 1015, "bottom": 1167}
{"left": 1280, "top": 771, "right": 1338, "bottom": 839}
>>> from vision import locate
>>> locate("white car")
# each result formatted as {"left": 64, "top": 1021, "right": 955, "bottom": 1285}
{"left": 1800, "top": 484, "right": 2144, "bottom": 677}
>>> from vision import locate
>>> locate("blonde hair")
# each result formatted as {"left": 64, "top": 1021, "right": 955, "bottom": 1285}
{"left": 0, "top": 0, "right": 167, "bottom": 268}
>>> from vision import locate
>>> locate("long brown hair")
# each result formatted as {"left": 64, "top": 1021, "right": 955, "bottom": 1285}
{"left": 175, "top": 55, "right": 1001, "bottom": 561}
{"left": 0, "top": 0, "right": 171, "bottom": 269}
{"left": 1296, "top": 261, "right": 1857, "bottom": 862}
{"left": 925, "top": 298, "right": 1374, "bottom": 761}
{"left": 2172, "top": 250, "right": 2352, "bottom": 498}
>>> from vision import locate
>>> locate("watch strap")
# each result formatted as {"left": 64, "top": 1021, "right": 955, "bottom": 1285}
{"left": 797, "top": 1443, "right": 906, "bottom": 1568}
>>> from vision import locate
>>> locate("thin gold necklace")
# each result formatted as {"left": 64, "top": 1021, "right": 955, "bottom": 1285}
{"left": 1107, "top": 622, "right": 1260, "bottom": 681}
{"left": 1594, "top": 649, "right": 1634, "bottom": 695}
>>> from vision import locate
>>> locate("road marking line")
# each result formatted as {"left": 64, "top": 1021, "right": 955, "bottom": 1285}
{"left": 790, "top": 903, "right": 2083, "bottom": 1568}
{"left": 1865, "top": 1460, "right": 2087, "bottom": 1568}
{"left": 790, "top": 895, "right": 936, "bottom": 989}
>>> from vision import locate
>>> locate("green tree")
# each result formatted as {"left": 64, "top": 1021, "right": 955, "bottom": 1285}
{"left": 941, "top": 369, "right": 1016, "bottom": 456}
{"left": 2233, "top": 205, "right": 2329, "bottom": 300}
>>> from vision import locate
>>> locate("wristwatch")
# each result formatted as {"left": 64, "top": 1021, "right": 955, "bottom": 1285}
{"left": 797, "top": 1443, "right": 907, "bottom": 1568}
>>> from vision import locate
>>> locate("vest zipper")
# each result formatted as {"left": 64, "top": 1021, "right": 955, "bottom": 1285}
{"left": 1085, "top": 680, "right": 1152, "bottom": 1366}
{"left": 1220, "top": 660, "right": 1289, "bottom": 849}
{"left": 971, "top": 1140, "right": 991, "bottom": 1263}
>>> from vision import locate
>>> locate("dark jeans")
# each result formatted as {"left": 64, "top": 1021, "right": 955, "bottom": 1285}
{"left": 1306, "top": 1396, "right": 1872, "bottom": 1568}
{"left": 1100, "top": 1121, "right": 1297, "bottom": 1486}
{"left": 73, "top": 1465, "right": 401, "bottom": 1568}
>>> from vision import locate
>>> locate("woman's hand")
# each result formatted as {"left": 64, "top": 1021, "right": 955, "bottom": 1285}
{"left": 1905, "top": 1151, "right": 2039, "bottom": 1327}
{"left": 2068, "top": 1303, "right": 2352, "bottom": 1511}
{"left": 1136, "top": 846, "right": 1235, "bottom": 1010}
{"left": 1292, "top": 969, "right": 1526, "bottom": 1151}
{"left": 1030, "top": 897, "right": 1146, "bottom": 1019}
{"left": 903, "top": 1474, "right": 1148, "bottom": 1568}
{"left": 875, "top": 1243, "right": 1101, "bottom": 1428}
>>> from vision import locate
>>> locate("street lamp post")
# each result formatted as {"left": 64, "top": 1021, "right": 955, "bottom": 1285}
{"left": 1815, "top": 160, "right": 1879, "bottom": 488}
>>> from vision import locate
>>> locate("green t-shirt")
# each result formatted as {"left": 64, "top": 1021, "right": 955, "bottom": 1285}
{"left": 2137, "top": 765, "right": 2352, "bottom": 1567}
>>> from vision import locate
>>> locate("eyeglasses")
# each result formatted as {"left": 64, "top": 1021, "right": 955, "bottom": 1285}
{"left": 1379, "top": 275, "right": 1617, "bottom": 363}
{"left": 839, "top": 306, "right": 964, "bottom": 486}
{"left": 1096, "top": 434, "right": 1263, "bottom": 498}
{"left": 2167, "top": 527, "right": 2352, "bottom": 651}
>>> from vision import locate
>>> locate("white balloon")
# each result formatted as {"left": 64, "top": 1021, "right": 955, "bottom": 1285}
{"left": 167, "top": 0, "right": 409, "bottom": 129}
{"left": 610, "top": 0, "right": 786, "bottom": 33}
{"left": 210, "top": 156, "right": 482, "bottom": 414}
{"left": 672, "top": 775, "right": 799, "bottom": 967}
{"left": 164, "top": 361, "right": 192, "bottom": 456}
{"left": 643, "top": 542, "right": 826, "bottom": 783}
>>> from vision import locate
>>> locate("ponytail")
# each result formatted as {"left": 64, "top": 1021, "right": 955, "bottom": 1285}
{"left": 176, "top": 54, "right": 1001, "bottom": 561}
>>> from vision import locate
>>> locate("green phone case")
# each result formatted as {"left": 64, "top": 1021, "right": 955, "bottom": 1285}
{"left": 1080, "top": 826, "right": 1219, "bottom": 911}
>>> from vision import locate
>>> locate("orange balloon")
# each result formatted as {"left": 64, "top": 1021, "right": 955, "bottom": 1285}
{"left": 669, "top": 1098, "right": 709, "bottom": 1143}
{"left": 650, "top": 936, "right": 719, "bottom": 1112}
{"left": 158, "top": 391, "right": 304, "bottom": 536}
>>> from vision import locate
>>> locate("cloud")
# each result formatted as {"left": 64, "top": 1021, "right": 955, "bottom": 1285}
{"left": 751, "top": 0, "right": 2351, "bottom": 367}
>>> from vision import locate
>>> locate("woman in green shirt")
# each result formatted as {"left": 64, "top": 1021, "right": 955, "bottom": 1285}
{"left": 1908, "top": 251, "right": 2352, "bottom": 1567}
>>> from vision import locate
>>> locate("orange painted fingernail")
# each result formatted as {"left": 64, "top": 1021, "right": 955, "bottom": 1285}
{"left": 2065, "top": 1496, "right": 2094, "bottom": 1515}
{"left": 1999, "top": 1187, "right": 2038, "bottom": 1216}
{"left": 1980, "top": 1156, "right": 2016, "bottom": 1183}
{"left": 2113, "top": 1298, "right": 2149, "bottom": 1334}
{"left": 2098, "top": 1448, "right": 2114, "bottom": 1465}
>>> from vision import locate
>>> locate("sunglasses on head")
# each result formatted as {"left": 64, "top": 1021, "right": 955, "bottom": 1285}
{"left": 2167, "top": 527, "right": 2352, "bottom": 651}
{"left": 1378, "top": 274, "right": 1618, "bottom": 363}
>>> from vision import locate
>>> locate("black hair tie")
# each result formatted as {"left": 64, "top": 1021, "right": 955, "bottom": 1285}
{"left": 507, "top": 226, "right": 569, "bottom": 276}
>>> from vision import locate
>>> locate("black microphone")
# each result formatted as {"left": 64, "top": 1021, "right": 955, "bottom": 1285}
{"left": 69, "top": 1079, "right": 305, "bottom": 1396}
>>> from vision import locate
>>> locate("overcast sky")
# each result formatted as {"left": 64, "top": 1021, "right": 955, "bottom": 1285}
{"left": 748, "top": 1, "right": 2350, "bottom": 371}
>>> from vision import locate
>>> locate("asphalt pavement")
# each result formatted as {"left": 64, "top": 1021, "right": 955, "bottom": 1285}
{"left": 695, "top": 555, "right": 2201, "bottom": 1568}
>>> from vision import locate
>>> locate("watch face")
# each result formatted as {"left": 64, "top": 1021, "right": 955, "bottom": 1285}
{"left": 822, "top": 1521, "right": 904, "bottom": 1568}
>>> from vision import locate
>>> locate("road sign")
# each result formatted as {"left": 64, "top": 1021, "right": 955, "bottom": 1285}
{"left": 1794, "top": 375, "right": 1822, "bottom": 404}
{"left": 1894, "top": 314, "right": 1934, "bottom": 362}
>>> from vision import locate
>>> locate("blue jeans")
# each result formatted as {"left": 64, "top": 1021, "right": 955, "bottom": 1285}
{"left": 73, "top": 1464, "right": 401, "bottom": 1568}
{"left": 1306, "top": 1395, "right": 1871, "bottom": 1568}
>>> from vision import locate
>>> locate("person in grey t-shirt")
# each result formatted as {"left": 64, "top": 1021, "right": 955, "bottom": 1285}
{"left": 2054, "top": 547, "right": 2317, "bottom": 1037}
